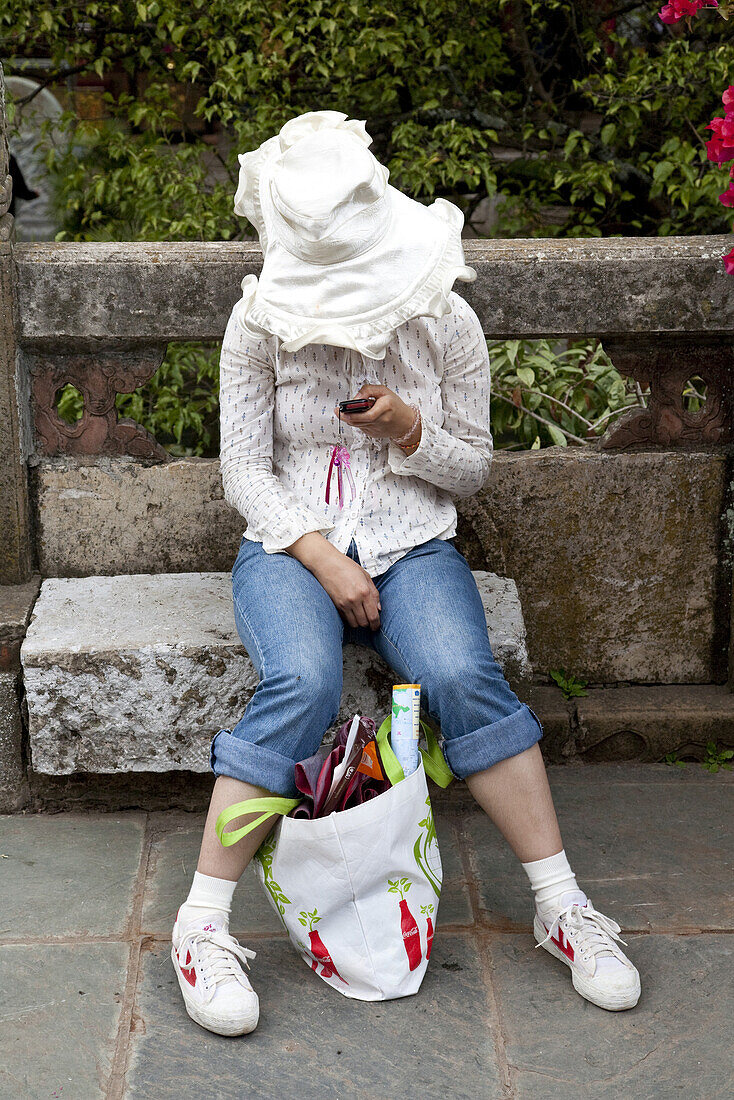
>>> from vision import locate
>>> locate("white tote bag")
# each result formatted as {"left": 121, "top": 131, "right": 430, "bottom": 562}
{"left": 216, "top": 715, "right": 453, "bottom": 1001}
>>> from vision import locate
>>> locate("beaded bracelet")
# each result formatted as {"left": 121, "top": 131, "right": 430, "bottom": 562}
{"left": 392, "top": 404, "right": 421, "bottom": 446}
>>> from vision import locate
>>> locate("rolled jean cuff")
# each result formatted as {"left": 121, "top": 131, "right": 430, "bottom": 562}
{"left": 209, "top": 729, "right": 299, "bottom": 797}
{"left": 443, "top": 703, "right": 543, "bottom": 780}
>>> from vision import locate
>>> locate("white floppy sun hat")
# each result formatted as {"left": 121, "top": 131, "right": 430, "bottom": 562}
{"left": 232, "top": 110, "right": 476, "bottom": 360}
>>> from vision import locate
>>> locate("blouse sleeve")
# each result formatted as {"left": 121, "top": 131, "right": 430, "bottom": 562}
{"left": 386, "top": 296, "right": 493, "bottom": 498}
{"left": 219, "top": 311, "right": 336, "bottom": 553}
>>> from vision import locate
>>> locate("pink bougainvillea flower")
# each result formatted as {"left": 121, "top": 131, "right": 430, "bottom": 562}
{"left": 723, "top": 246, "right": 734, "bottom": 275}
{"left": 658, "top": 2, "right": 676, "bottom": 20}
{"left": 706, "top": 116, "right": 734, "bottom": 141}
{"left": 659, "top": 0, "right": 718, "bottom": 21}
{"left": 706, "top": 135, "right": 734, "bottom": 164}
{"left": 719, "top": 183, "right": 734, "bottom": 207}
{"left": 658, "top": 1, "right": 691, "bottom": 22}
{"left": 723, "top": 86, "right": 734, "bottom": 110}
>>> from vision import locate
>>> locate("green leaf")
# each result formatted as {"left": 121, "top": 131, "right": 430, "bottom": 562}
{"left": 505, "top": 340, "right": 520, "bottom": 366}
{"left": 546, "top": 423, "right": 567, "bottom": 447}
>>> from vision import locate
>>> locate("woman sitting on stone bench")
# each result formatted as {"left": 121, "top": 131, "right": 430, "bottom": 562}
{"left": 170, "top": 110, "right": 641, "bottom": 1036}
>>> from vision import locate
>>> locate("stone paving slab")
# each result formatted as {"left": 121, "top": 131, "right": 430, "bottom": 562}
{"left": 489, "top": 933, "right": 733, "bottom": 1099}
{"left": 0, "top": 814, "right": 145, "bottom": 939}
{"left": 126, "top": 933, "right": 503, "bottom": 1100}
{"left": 141, "top": 811, "right": 473, "bottom": 935}
{"left": 0, "top": 942, "right": 129, "bottom": 1100}
{"left": 1, "top": 767, "right": 731, "bottom": 1099}
{"left": 463, "top": 772, "right": 734, "bottom": 932}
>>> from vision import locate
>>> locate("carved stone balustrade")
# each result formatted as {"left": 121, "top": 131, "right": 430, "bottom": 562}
{"left": 600, "top": 338, "right": 733, "bottom": 450}
{"left": 27, "top": 345, "right": 168, "bottom": 460}
{"left": 11, "top": 236, "right": 734, "bottom": 467}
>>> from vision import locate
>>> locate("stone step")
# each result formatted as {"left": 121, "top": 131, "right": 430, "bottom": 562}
{"left": 20, "top": 570, "right": 531, "bottom": 776}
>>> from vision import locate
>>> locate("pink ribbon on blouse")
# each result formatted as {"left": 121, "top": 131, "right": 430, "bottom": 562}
{"left": 325, "top": 443, "right": 356, "bottom": 509}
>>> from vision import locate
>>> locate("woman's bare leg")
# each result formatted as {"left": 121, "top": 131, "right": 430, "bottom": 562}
{"left": 196, "top": 776, "right": 279, "bottom": 881}
{"left": 465, "top": 743, "right": 563, "bottom": 862}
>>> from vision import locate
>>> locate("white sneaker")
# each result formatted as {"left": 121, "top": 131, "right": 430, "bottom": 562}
{"left": 534, "top": 890, "right": 641, "bottom": 1011}
{"left": 171, "top": 909, "right": 259, "bottom": 1036}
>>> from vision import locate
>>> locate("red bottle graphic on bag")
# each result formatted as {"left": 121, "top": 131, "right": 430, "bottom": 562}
{"left": 298, "top": 909, "right": 348, "bottom": 984}
{"left": 420, "top": 904, "right": 435, "bottom": 959}
{"left": 388, "top": 877, "right": 422, "bottom": 970}
{"left": 296, "top": 939, "right": 320, "bottom": 973}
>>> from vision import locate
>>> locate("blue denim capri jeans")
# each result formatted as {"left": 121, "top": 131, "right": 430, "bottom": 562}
{"left": 210, "top": 534, "right": 543, "bottom": 797}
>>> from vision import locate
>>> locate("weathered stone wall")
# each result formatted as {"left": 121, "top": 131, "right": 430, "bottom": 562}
{"left": 460, "top": 449, "right": 730, "bottom": 684}
{"left": 14, "top": 235, "right": 734, "bottom": 343}
{"left": 30, "top": 448, "right": 730, "bottom": 683}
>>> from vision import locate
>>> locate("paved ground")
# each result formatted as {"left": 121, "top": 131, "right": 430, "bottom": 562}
{"left": 1, "top": 763, "right": 732, "bottom": 1100}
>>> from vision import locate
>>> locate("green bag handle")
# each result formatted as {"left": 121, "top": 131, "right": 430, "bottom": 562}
{"left": 215, "top": 713, "right": 453, "bottom": 846}
{"left": 215, "top": 795, "right": 300, "bottom": 848}
{"left": 375, "top": 714, "right": 454, "bottom": 789}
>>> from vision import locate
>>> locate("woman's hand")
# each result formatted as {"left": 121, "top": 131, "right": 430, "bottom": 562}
{"left": 309, "top": 549, "right": 382, "bottom": 630}
{"left": 333, "top": 384, "right": 418, "bottom": 443}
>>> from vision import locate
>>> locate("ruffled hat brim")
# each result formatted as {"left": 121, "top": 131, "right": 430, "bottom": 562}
{"left": 232, "top": 112, "right": 476, "bottom": 361}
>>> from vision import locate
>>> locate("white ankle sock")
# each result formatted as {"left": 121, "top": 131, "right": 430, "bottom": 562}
{"left": 180, "top": 871, "right": 237, "bottom": 920}
{"left": 521, "top": 848, "right": 582, "bottom": 913}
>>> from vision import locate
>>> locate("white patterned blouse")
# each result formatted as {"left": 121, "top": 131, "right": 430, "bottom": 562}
{"left": 219, "top": 290, "right": 493, "bottom": 578}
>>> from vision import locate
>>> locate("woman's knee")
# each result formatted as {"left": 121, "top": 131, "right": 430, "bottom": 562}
{"left": 422, "top": 650, "right": 517, "bottom": 716}
{"left": 264, "top": 656, "right": 342, "bottom": 721}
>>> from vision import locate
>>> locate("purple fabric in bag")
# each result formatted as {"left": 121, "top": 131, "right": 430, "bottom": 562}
{"left": 291, "top": 715, "right": 391, "bottom": 819}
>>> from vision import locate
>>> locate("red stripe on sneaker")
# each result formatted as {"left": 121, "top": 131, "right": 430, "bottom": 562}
{"left": 544, "top": 922, "right": 575, "bottom": 962}
{"left": 179, "top": 950, "right": 197, "bottom": 986}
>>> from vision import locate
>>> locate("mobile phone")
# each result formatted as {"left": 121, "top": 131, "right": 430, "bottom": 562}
{"left": 339, "top": 397, "right": 376, "bottom": 413}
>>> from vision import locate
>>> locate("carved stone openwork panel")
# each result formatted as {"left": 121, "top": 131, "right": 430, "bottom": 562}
{"left": 600, "top": 339, "right": 733, "bottom": 450}
{"left": 27, "top": 345, "right": 171, "bottom": 461}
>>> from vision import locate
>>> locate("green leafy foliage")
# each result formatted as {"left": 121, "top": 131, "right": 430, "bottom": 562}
{"left": 5, "top": 0, "right": 733, "bottom": 243}
{"left": 4, "top": 1, "right": 726, "bottom": 451}
{"left": 701, "top": 741, "right": 734, "bottom": 773}
{"left": 549, "top": 669, "right": 589, "bottom": 699}
{"left": 663, "top": 751, "right": 686, "bottom": 767}
{"left": 489, "top": 337, "right": 644, "bottom": 449}
{"left": 116, "top": 342, "right": 221, "bottom": 457}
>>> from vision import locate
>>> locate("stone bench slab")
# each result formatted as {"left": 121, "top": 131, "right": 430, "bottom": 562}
{"left": 20, "top": 571, "right": 531, "bottom": 776}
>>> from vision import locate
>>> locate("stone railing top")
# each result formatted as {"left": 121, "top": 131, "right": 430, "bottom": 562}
{"left": 14, "top": 234, "right": 734, "bottom": 345}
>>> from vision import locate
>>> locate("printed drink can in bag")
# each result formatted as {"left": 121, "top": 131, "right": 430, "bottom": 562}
{"left": 391, "top": 684, "right": 421, "bottom": 776}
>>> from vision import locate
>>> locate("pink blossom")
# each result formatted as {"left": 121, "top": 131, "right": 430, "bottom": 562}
{"left": 723, "top": 246, "right": 734, "bottom": 275}
{"left": 719, "top": 183, "right": 734, "bottom": 207}
{"left": 723, "top": 86, "right": 734, "bottom": 110}
{"left": 706, "top": 135, "right": 734, "bottom": 164}
{"left": 706, "top": 116, "right": 734, "bottom": 141}
{"left": 658, "top": 0, "right": 718, "bottom": 22}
